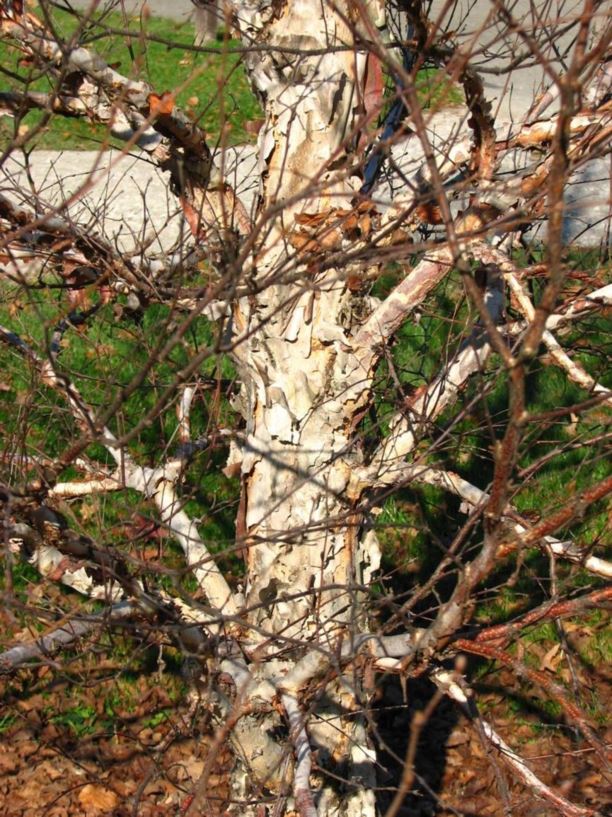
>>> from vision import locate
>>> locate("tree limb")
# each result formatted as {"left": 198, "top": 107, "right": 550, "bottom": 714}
{"left": 434, "top": 669, "right": 602, "bottom": 817}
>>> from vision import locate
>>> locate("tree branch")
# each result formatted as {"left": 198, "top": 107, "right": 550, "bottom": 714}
{"left": 434, "top": 669, "right": 602, "bottom": 817}
{"left": 0, "top": 602, "right": 136, "bottom": 674}
{"left": 0, "top": 323, "right": 238, "bottom": 616}
{"left": 409, "top": 467, "right": 612, "bottom": 578}
{"left": 352, "top": 249, "right": 452, "bottom": 361}
{"left": 281, "top": 692, "right": 318, "bottom": 817}
{"left": 472, "top": 245, "right": 612, "bottom": 405}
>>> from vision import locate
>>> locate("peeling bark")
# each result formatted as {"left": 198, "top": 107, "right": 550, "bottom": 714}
{"left": 217, "top": 1, "right": 388, "bottom": 812}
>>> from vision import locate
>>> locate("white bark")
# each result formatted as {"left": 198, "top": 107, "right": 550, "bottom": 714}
{"left": 216, "top": 1, "right": 387, "bottom": 812}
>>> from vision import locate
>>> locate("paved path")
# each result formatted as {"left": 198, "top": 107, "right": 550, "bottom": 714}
{"left": 3, "top": 121, "right": 608, "bottom": 252}
{"left": 71, "top": 0, "right": 195, "bottom": 22}
{"left": 0, "top": 145, "right": 260, "bottom": 252}
{"left": 0, "top": 146, "right": 260, "bottom": 253}
{"left": 2, "top": 150, "right": 187, "bottom": 253}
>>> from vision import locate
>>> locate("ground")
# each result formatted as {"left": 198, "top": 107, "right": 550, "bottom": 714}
{"left": 0, "top": 605, "right": 609, "bottom": 816}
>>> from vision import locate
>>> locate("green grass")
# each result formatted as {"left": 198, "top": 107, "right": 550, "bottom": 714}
{"left": 0, "top": 283, "right": 240, "bottom": 571}
{"left": 0, "top": 7, "right": 260, "bottom": 149}
{"left": 415, "top": 67, "right": 464, "bottom": 110}
{"left": 51, "top": 702, "right": 98, "bottom": 737}
{"left": 0, "top": 715, "right": 16, "bottom": 734}
{"left": 370, "top": 252, "right": 611, "bottom": 617}
{"left": 0, "top": 7, "right": 463, "bottom": 151}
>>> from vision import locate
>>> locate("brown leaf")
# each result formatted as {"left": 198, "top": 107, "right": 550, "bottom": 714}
{"left": 347, "top": 274, "right": 364, "bottom": 292}
{"left": 287, "top": 231, "right": 310, "bottom": 250}
{"left": 78, "top": 784, "right": 119, "bottom": 813}
{"left": 515, "top": 123, "right": 554, "bottom": 146}
{"left": 340, "top": 212, "right": 359, "bottom": 234}
{"left": 357, "top": 199, "right": 376, "bottom": 213}
{"left": 319, "top": 227, "right": 342, "bottom": 249}
{"left": 416, "top": 202, "right": 443, "bottom": 225}
{"left": 359, "top": 213, "right": 371, "bottom": 237}
{"left": 0, "top": 748, "right": 20, "bottom": 775}
{"left": 540, "top": 642, "right": 562, "bottom": 672}
{"left": 389, "top": 227, "right": 410, "bottom": 245}
{"left": 288, "top": 232, "right": 318, "bottom": 254}
{"left": 148, "top": 91, "right": 175, "bottom": 117}
{"left": 294, "top": 210, "right": 330, "bottom": 227}
{"left": 446, "top": 728, "right": 471, "bottom": 748}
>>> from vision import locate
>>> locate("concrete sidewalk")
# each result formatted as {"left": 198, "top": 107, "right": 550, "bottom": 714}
{"left": 0, "top": 145, "right": 259, "bottom": 253}
{"left": 2, "top": 114, "right": 608, "bottom": 252}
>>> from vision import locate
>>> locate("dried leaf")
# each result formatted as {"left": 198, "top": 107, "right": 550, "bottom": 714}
{"left": 357, "top": 199, "right": 376, "bottom": 213}
{"left": 416, "top": 202, "right": 443, "bottom": 225}
{"left": 540, "top": 642, "right": 562, "bottom": 672}
{"left": 288, "top": 232, "right": 317, "bottom": 254}
{"left": 319, "top": 227, "right": 342, "bottom": 249}
{"left": 389, "top": 227, "right": 410, "bottom": 245}
{"left": 340, "top": 212, "right": 359, "bottom": 234}
{"left": 359, "top": 213, "right": 371, "bottom": 236}
{"left": 515, "top": 123, "right": 555, "bottom": 146}
{"left": 148, "top": 91, "right": 175, "bottom": 117}
{"left": 78, "top": 784, "right": 119, "bottom": 813}
{"left": 294, "top": 210, "right": 330, "bottom": 227}
{"left": 347, "top": 274, "right": 364, "bottom": 292}
{"left": 287, "top": 231, "right": 310, "bottom": 250}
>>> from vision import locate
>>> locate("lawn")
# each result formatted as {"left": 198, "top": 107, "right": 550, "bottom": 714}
{"left": 0, "top": 7, "right": 261, "bottom": 148}
{"left": 0, "top": 6, "right": 463, "bottom": 150}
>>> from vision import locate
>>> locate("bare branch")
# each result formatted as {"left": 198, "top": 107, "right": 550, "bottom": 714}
{"left": 0, "top": 323, "right": 238, "bottom": 615}
{"left": 435, "top": 670, "right": 602, "bottom": 817}
{"left": 281, "top": 692, "right": 318, "bottom": 817}
{"left": 410, "top": 467, "right": 612, "bottom": 578}
{"left": 0, "top": 602, "right": 136, "bottom": 674}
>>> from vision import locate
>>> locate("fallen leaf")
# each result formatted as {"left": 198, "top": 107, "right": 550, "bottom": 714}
{"left": 539, "top": 643, "right": 563, "bottom": 672}
{"left": 78, "top": 784, "right": 119, "bottom": 813}
{"left": 0, "top": 748, "right": 20, "bottom": 775}
{"left": 446, "top": 728, "right": 471, "bottom": 748}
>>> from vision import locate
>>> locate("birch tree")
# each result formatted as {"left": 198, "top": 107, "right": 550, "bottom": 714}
{"left": 0, "top": 0, "right": 610, "bottom": 815}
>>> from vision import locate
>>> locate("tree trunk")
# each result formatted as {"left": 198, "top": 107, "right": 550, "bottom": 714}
{"left": 221, "top": 1, "right": 385, "bottom": 813}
